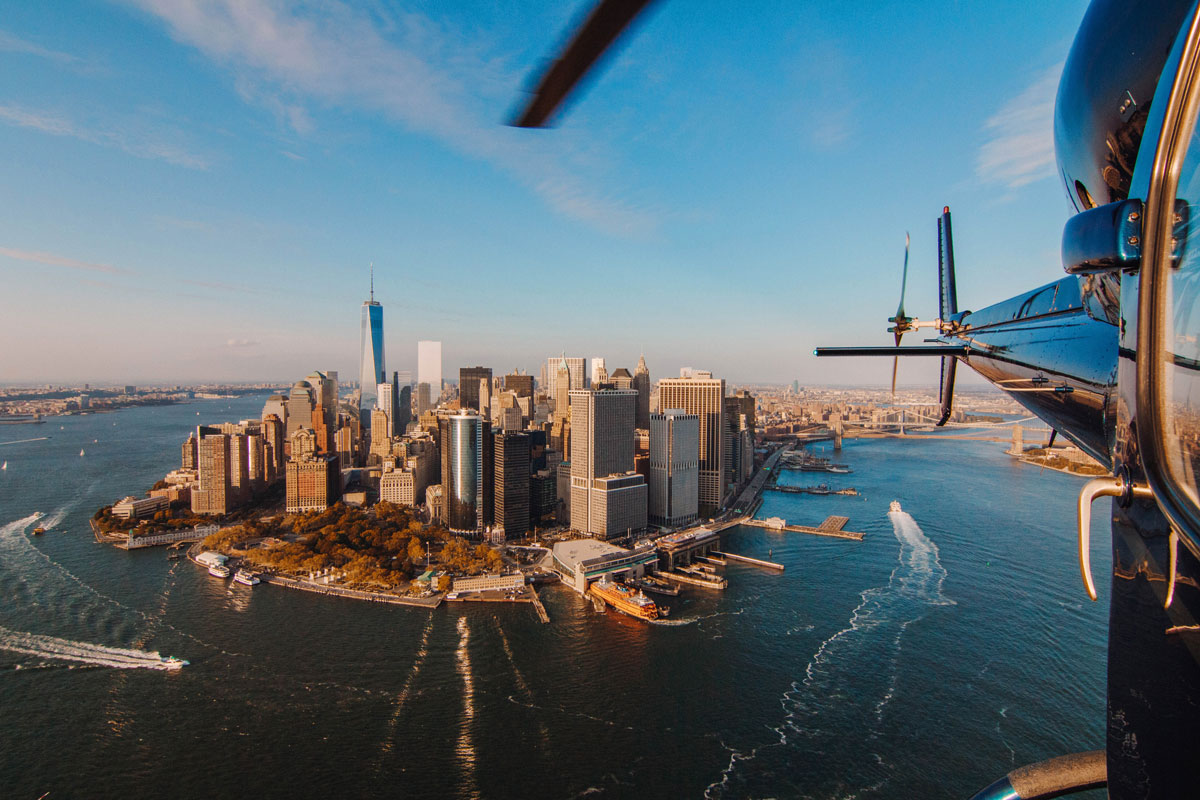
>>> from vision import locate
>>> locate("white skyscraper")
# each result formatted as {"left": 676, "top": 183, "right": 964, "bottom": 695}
{"left": 417, "top": 341, "right": 442, "bottom": 394}
{"left": 590, "top": 357, "right": 606, "bottom": 386}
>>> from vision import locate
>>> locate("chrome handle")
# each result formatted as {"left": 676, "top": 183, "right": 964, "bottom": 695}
{"left": 1077, "top": 476, "right": 1154, "bottom": 601}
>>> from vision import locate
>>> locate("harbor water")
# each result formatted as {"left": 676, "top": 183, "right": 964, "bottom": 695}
{"left": 0, "top": 397, "right": 1109, "bottom": 798}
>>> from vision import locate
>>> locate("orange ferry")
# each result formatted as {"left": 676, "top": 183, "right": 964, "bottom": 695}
{"left": 589, "top": 578, "right": 659, "bottom": 621}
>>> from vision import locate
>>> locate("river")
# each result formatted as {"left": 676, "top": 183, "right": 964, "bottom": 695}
{"left": 0, "top": 396, "right": 1109, "bottom": 798}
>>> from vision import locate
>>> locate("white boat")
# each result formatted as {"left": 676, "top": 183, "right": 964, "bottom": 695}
{"left": 233, "top": 569, "right": 260, "bottom": 586}
{"left": 889, "top": 500, "right": 902, "bottom": 513}
{"left": 2, "top": 461, "right": 6, "bottom": 470}
{"left": 208, "top": 564, "right": 231, "bottom": 579}
{"left": 161, "top": 656, "right": 188, "bottom": 670}
{"left": 79, "top": 448, "right": 85, "bottom": 457}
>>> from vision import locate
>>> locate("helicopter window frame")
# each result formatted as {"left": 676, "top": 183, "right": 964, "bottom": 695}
{"left": 1138, "top": 0, "right": 1200, "bottom": 555}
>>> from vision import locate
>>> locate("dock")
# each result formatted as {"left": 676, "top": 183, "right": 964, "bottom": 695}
{"left": 769, "top": 485, "right": 859, "bottom": 496}
{"left": 743, "top": 515, "right": 864, "bottom": 541}
{"left": 711, "top": 550, "right": 785, "bottom": 571}
{"left": 661, "top": 569, "right": 728, "bottom": 590}
{"left": 529, "top": 585, "right": 551, "bottom": 624}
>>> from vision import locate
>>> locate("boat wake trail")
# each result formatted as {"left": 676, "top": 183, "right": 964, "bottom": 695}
{"left": 706, "top": 509, "right": 953, "bottom": 799}
{"left": 0, "top": 626, "right": 176, "bottom": 671}
{"left": 376, "top": 615, "right": 435, "bottom": 761}
{"left": 0, "top": 511, "right": 223, "bottom": 655}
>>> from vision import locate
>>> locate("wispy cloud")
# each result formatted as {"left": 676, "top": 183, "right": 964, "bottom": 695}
{"left": 977, "top": 63, "right": 1062, "bottom": 189}
{"left": 121, "top": 0, "right": 654, "bottom": 235}
{"left": 0, "top": 29, "right": 78, "bottom": 63}
{"left": 0, "top": 247, "right": 134, "bottom": 275}
{"left": 0, "top": 104, "right": 209, "bottom": 169}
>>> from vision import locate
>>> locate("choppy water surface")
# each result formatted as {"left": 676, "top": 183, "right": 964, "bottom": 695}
{"left": 0, "top": 399, "right": 1110, "bottom": 798}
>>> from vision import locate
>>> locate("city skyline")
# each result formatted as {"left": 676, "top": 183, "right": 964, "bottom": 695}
{"left": 1, "top": 2, "right": 1085, "bottom": 385}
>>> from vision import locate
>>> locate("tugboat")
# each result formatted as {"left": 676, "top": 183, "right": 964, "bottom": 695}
{"left": 31, "top": 526, "right": 45, "bottom": 536}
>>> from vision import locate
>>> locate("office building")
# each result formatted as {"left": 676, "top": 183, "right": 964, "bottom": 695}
{"left": 633, "top": 355, "right": 651, "bottom": 429}
{"left": 261, "top": 394, "right": 288, "bottom": 429}
{"left": 656, "top": 371, "right": 726, "bottom": 512}
{"left": 191, "top": 432, "right": 231, "bottom": 516}
{"left": 262, "top": 415, "right": 285, "bottom": 477}
{"left": 286, "top": 454, "right": 341, "bottom": 513}
{"left": 590, "top": 357, "right": 606, "bottom": 386}
{"left": 392, "top": 372, "right": 411, "bottom": 434}
{"left": 505, "top": 371, "right": 534, "bottom": 398}
{"left": 370, "top": 407, "right": 391, "bottom": 462}
{"left": 544, "top": 355, "right": 585, "bottom": 399}
{"left": 418, "top": 340, "right": 442, "bottom": 396}
{"left": 569, "top": 388, "right": 647, "bottom": 538}
{"left": 286, "top": 381, "right": 315, "bottom": 440}
{"left": 378, "top": 381, "right": 394, "bottom": 427}
{"left": 359, "top": 275, "right": 386, "bottom": 431}
{"left": 649, "top": 410, "right": 700, "bottom": 527}
{"left": 610, "top": 367, "right": 633, "bottom": 390}
{"left": 553, "top": 356, "right": 571, "bottom": 417}
{"left": 380, "top": 467, "right": 418, "bottom": 506}
{"left": 460, "top": 366, "right": 492, "bottom": 413}
{"left": 181, "top": 433, "right": 197, "bottom": 471}
{"left": 494, "top": 432, "right": 531, "bottom": 540}
{"left": 440, "top": 412, "right": 484, "bottom": 535}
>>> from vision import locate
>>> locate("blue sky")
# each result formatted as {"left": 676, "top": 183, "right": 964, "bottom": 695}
{"left": 0, "top": 0, "right": 1088, "bottom": 386}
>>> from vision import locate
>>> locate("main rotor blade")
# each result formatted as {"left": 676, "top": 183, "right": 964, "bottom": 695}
{"left": 814, "top": 345, "right": 971, "bottom": 357}
{"left": 510, "top": 0, "right": 657, "bottom": 128}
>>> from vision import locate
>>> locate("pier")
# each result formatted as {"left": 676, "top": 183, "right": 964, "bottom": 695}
{"left": 660, "top": 569, "right": 728, "bottom": 590}
{"left": 529, "top": 585, "right": 551, "bottom": 624}
{"left": 743, "top": 515, "right": 864, "bottom": 541}
{"left": 710, "top": 550, "right": 785, "bottom": 571}
{"left": 769, "top": 484, "right": 859, "bottom": 496}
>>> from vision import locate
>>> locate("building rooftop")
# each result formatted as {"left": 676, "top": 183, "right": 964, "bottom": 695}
{"left": 552, "top": 538, "right": 626, "bottom": 567}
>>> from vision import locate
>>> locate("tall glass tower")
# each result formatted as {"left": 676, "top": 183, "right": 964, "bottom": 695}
{"left": 359, "top": 268, "right": 385, "bottom": 431}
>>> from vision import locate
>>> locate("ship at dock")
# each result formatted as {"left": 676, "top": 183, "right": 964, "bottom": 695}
{"left": 589, "top": 578, "right": 660, "bottom": 621}
{"left": 780, "top": 451, "right": 852, "bottom": 474}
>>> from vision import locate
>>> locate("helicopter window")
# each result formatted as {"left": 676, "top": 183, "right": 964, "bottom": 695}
{"left": 1165, "top": 136, "right": 1200, "bottom": 502}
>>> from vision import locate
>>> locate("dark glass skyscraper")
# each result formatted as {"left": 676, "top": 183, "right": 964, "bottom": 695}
{"left": 359, "top": 271, "right": 385, "bottom": 431}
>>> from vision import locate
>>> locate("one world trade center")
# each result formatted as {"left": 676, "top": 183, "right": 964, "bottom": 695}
{"left": 359, "top": 269, "right": 385, "bottom": 432}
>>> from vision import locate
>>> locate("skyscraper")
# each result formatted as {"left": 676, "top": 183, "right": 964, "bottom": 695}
{"left": 459, "top": 366, "right": 492, "bottom": 412}
{"left": 286, "top": 380, "right": 315, "bottom": 440}
{"left": 590, "top": 357, "right": 606, "bottom": 386}
{"left": 649, "top": 410, "right": 699, "bottom": 527}
{"left": 495, "top": 431, "right": 531, "bottom": 540}
{"left": 633, "top": 355, "right": 651, "bottom": 429}
{"left": 440, "top": 412, "right": 484, "bottom": 535}
{"left": 505, "top": 371, "right": 534, "bottom": 398}
{"left": 393, "top": 371, "right": 411, "bottom": 434}
{"left": 359, "top": 272, "right": 386, "bottom": 430}
{"left": 657, "top": 370, "right": 726, "bottom": 513}
{"left": 569, "top": 388, "right": 647, "bottom": 538}
{"left": 418, "top": 341, "right": 442, "bottom": 397}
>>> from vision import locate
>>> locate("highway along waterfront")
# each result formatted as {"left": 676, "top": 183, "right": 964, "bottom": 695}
{"left": 0, "top": 396, "right": 1110, "bottom": 798}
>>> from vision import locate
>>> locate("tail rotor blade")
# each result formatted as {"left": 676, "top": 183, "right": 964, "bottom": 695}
{"left": 895, "top": 232, "right": 910, "bottom": 321}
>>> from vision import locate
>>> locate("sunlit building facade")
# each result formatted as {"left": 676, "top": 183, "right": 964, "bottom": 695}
{"left": 440, "top": 412, "right": 484, "bottom": 535}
